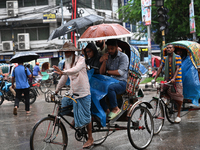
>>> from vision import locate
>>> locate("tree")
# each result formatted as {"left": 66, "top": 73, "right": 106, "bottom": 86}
{"left": 118, "top": 0, "right": 200, "bottom": 46}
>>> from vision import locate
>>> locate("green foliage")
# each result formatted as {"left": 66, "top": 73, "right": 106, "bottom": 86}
{"left": 118, "top": 0, "right": 200, "bottom": 46}
{"left": 140, "top": 77, "right": 164, "bottom": 84}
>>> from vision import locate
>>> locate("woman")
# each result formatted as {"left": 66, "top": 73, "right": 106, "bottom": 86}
{"left": 84, "top": 42, "right": 101, "bottom": 74}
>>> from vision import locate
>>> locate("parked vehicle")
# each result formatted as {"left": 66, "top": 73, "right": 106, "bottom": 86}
{"left": 0, "top": 76, "right": 37, "bottom": 105}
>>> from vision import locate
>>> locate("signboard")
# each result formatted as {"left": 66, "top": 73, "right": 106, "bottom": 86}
{"left": 141, "top": 0, "right": 152, "bottom": 25}
{"left": 124, "top": 0, "right": 132, "bottom": 31}
{"left": 0, "top": 55, "right": 13, "bottom": 61}
{"left": 43, "top": 13, "right": 57, "bottom": 23}
{"left": 125, "top": 22, "right": 131, "bottom": 31}
{"left": 189, "top": 0, "right": 196, "bottom": 33}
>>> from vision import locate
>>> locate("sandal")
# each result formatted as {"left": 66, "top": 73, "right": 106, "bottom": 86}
{"left": 108, "top": 109, "right": 121, "bottom": 120}
{"left": 13, "top": 107, "right": 17, "bottom": 115}
{"left": 26, "top": 111, "right": 31, "bottom": 114}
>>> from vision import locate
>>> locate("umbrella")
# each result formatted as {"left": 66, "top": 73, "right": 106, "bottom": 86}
{"left": 78, "top": 23, "right": 132, "bottom": 41}
{"left": 48, "top": 14, "right": 104, "bottom": 41}
{"left": 9, "top": 51, "right": 39, "bottom": 63}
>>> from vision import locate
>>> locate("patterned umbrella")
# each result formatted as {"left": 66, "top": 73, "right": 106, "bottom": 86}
{"left": 9, "top": 51, "right": 39, "bottom": 63}
{"left": 78, "top": 23, "right": 132, "bottom": 41}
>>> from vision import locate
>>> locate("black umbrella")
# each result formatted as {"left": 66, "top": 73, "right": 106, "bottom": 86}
{"left": 9, "top": 51, "right": 39, "bottom": 63}
{"left": 48, "top": 14, "right": 104, "bottom": 41}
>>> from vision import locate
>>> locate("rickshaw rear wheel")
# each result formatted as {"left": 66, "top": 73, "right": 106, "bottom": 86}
{"left": 127, "top": 106, "right": 154, "bottom": 149}
{"left": 84, "top": 115, "right": 110, "bottom": 146}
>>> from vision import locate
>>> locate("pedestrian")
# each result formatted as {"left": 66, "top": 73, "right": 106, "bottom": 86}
{"left": 12, "top": 61, "right": 32, "bottom": 115}
{"left": 53, "top": 42, "right": 93, "bottom": 149}
{"left": 152, "top": 44, "right": 183, "bottom": 123}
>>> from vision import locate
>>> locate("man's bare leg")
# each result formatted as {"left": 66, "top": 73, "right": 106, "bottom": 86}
{"left": 83, "top": 122, "right": 93, "bottom": 148}
{"left": 176, "top": 100, "right": 183, "bottom": 117}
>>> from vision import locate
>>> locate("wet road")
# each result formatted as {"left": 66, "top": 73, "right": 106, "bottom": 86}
{"left": 0, "top": 89, "right": 200, "bottom": 150}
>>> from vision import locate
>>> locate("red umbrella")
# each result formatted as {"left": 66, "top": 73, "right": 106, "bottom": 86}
{"left": 79, "top": 23, "right": 132, "bottom": 41}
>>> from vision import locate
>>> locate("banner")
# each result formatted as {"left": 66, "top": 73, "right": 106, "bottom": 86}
{"left": 189, "top": 0, "right": 196, "bottom": 33}
{"left": 141, "top": 0, "right": 152, "bottom": 25}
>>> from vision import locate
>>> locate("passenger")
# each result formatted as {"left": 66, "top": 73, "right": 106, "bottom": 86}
{"left": 96, "top": 40, "right": 122, "bottom": 57}
{"left": 95, "top": 40, "right": 107, "bottom": 56}
{"left": 84, "top": 42, "right": 102, "bottom": 74}
{"left": 33, "top": 62, "right": 42, "bottom": 82}
{"left": 175, "top": 48, "right": 187, "bottom": 60}
{"left": 53, "top": 42, "right": 93, "bottom": 149}
{"left": 99, "top": 39, "right": 129, "bottom": 120}
{"left": 153, "top": 44, "right": 183, "bottom": 123}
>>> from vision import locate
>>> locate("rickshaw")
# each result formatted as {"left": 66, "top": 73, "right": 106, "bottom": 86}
{"left": 30, "top": 40, "right": 154, "bottom": 150}
{"left": 148, "top": 40, "right": 200, "bottom": 135}
{"left": 163, "top": 40, "right": 200, "bottom": 107}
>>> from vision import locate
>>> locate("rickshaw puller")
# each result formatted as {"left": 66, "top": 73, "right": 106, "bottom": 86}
{"left": 53, "top": 42, "right": 93, "bottom": 149}
{"left": 152, "top": 44, "right": 183, "bottom": 123}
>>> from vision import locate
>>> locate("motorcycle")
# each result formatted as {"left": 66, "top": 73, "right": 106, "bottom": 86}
{"left": 0, "top": 76, "right": 38, "bottom": 105}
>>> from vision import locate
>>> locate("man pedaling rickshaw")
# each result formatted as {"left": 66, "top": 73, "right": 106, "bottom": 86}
{"left": 53, "top": 42, "right": 93, "bottom": 149}
{"left": 152, "top": 44, "right": 183, "bottom": 123}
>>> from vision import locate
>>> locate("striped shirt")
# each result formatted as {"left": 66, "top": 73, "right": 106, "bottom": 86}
{"left": 161, "top": 55, "right": 182, "bottom": 83}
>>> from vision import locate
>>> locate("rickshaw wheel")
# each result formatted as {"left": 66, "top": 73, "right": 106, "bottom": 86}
{"left": 165, "top": 100, "right": 179, "bottom": 124}
{"left": 149, "top": 98, "right": 165, "bottom": 135}
{"left": 85, "top": 115, "right": 110, "bottom": 146}
{"left": 127, "top": 106, "right": 154, "bottom": 149}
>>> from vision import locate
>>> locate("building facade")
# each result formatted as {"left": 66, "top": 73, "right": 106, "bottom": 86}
{"left": 0, "top": 0, "right": 122, "bottom": 66}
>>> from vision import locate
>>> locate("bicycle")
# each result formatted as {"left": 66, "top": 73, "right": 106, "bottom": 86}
{"left": 30, "top": 87, "right": 154, "bottom": 150}
{"left": 33, "top": 72, "right": 59, "bottom": 93}
{"left": 149, "top": 81, "right": 179, "bottom": 135}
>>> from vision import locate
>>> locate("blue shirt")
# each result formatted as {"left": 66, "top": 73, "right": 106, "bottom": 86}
{"left": 12, "top": 65, "right": 31, "bottom": 89}
{"left": 106, "top": 51, "right": 129, "bottom": 81}
{"left": 33, "top": 65, "right": 40, "bottom": 76}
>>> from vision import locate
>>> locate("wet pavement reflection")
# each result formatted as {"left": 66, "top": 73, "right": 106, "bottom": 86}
{"left": 0, "top": 90, "right": 200, "bottom": 150}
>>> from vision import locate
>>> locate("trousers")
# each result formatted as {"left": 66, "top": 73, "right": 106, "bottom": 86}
{"left": 15, "top": 88, "right": 30, "bottom": 111}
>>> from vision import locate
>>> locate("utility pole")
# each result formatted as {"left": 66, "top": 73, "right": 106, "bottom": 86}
{"left": 11, "top": 23, "right": 16, "bottom": 55}
{"left": 70, "top": 0, "right": 77, "bottom": 46}
{"left": 61, "top": 0, "right": 65, "bottom": 44}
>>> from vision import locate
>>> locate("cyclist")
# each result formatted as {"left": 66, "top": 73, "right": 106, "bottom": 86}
{"left": 152, "top": 44, "right": 183, "bottom": 123}
{"left": 53, "top": 42, "right": 93, "bottom": 149}
{"left": 33, "top": 62, "right": 42, "bottom": 82}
